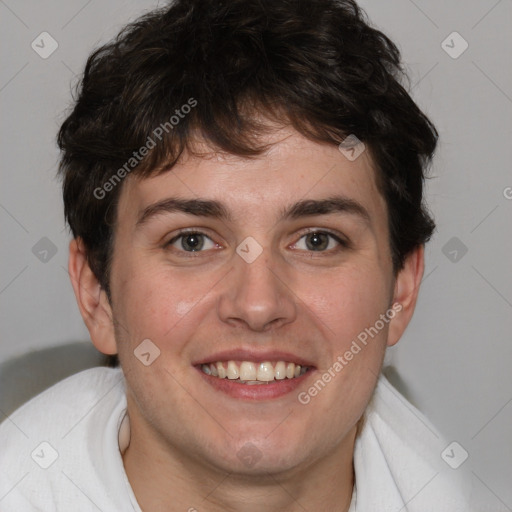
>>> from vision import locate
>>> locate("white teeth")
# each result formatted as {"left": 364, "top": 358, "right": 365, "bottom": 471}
{"left": 274, "top": 361, "right": 286, "bottom": 380}
{"left": 201, "top": 360, "right": 310, "bottom": 382}
{"left": 239, "top": 361, "right": 257, "bottom": 380}
{"left": 226, "top": 361, "right": 239, "bottom": 380}
{"left": 257, "top": 362, "right": 274, "bottom": 382}
{"left": 216, "top": 362, "right": 226, "bottom": 379}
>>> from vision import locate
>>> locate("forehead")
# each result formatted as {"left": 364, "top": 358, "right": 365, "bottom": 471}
{"left": 117, "top": 128, "right": 386, "bottom": 227}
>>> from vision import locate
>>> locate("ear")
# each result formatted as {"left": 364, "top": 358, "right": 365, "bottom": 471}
{"left": 387, "top": 245, "right": 425, "bottom": 347}
{"left": 68, "top": 238, "right": 117, "bottom": 355}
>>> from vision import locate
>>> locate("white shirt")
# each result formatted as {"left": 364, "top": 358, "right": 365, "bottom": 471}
{"left": 0, "top": 367, "right": 473, "bottom": 511}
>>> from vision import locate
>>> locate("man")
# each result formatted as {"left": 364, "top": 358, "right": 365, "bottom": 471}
{"left": 0, "top": 0, "right": 473, "bottom": 510}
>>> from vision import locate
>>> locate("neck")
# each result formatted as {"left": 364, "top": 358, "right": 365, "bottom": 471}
{"left": 122, "top": 418, "right": 357, "bottom": 512}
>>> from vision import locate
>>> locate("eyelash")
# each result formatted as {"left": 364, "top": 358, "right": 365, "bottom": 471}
{"left": 164, "top": 229, "right": 349, "bottom": 257}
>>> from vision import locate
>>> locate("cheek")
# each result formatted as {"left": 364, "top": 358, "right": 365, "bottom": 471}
{"left": 300, "top": 264, "right": 392, "bottom": 352}
{"left": 296, "top": 268, "right": 391, "bottom": 426}
{"left": 112, "top": 261, "right": 216, "bottom": 354}
{"left": 112, "top": 263, "right": 170, "bottom": 340}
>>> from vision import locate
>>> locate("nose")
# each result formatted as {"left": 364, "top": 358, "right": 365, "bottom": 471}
{"left": 217, "top": 249, "right": 297, "bottom": 332}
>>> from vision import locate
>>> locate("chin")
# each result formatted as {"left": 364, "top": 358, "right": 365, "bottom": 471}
{"left": 211, "top": 432, "right": 311, "bottom": 476}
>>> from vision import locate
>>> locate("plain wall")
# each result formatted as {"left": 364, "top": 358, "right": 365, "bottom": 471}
{"left": 1, "top": 0, "right": 511, "bottom": 508}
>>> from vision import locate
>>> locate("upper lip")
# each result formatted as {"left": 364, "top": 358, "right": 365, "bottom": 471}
{"left": 192, "top": 349, "right": 316, "bottom": 368}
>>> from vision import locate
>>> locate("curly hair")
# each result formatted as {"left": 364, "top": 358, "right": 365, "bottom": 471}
{"left": 58, "top": 0, "right": 437, "bottom": 297}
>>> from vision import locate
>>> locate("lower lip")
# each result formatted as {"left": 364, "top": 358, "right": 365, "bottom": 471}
{"left": 196, "top": 367, "right": 314, "bottom": 400}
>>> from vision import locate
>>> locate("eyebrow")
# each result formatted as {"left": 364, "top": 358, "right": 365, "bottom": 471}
{"left": 135, "top": 195, "right": 371, "bottom": 228}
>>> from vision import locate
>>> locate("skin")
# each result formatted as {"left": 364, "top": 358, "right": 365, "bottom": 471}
{"left": 69, "top": 126, "right": 424, "bottom": 512}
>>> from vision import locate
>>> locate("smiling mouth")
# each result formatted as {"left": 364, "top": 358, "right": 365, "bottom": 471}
{"left": 200, "top": 360, "right": 311, "bottom": 384}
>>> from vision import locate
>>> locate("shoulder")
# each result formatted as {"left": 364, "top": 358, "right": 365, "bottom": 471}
{"left": 0, "top": 367, "right": 128, "bottom": 511}
{"left": 1, "top": 366, "right": 125, "bottom": 436}
{"left": 353, "top": 373, "right": 474, "bottom": 511}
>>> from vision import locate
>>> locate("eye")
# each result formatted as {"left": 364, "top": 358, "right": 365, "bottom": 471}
{"left": 292, "top": 231, "right": 347, "bottom": 252}
{"left": 167, "top": 231, "right": 217, "bottom": 252}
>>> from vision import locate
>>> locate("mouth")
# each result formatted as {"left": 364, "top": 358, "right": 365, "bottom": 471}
{"left": 200, "top": 360, "right": 310, "bottom": 384}
{"left": 194, "top": 352, "right": 316, "bottom": 400}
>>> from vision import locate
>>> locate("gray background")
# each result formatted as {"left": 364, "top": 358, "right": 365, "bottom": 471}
{"left": 1, "top": 0, "right": 511, "bottom": 508}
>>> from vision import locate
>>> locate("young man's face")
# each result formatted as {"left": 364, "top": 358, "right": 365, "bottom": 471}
{"left": 75, "top": 126, "right": 421, "bottom": 477}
